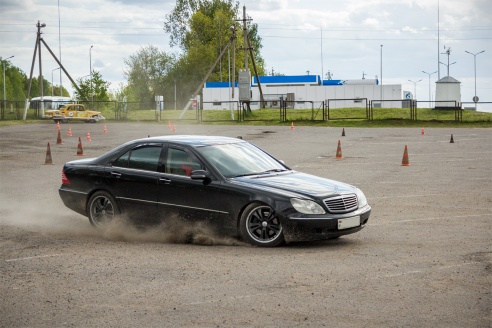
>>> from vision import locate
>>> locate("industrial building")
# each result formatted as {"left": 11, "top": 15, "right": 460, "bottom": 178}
{"left": 202, "top": 75, "right": 403, "bottom": 110}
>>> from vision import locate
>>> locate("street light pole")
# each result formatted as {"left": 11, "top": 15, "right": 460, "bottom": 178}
{"left": 2, "top": 55, "right": 14, "bottom": 113}
{"left": 408, "top": 79, "right": 422, "bottom": 101}
{"left": 465, "top": 50, "right": 485, "bottom": 110}
{"left": 90, "top": 45, "right": 93, "bottom": 108}
{"left": 422, "top": 70, "right": 437, "bottom": 108}
{"left": 51, "top": 67, "right": 61, "bottom": 96}
{"left": 380, "top": 44, "right": 383, "bottom": 104}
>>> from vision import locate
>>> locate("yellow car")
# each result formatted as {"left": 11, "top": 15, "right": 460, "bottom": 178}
{"left": 45, "top": 104, "right": 105, "bottom": 123}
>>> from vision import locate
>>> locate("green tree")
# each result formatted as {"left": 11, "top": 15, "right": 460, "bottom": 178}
{"left": 49, "top": 85, "right": 70, "bottom": 98}
{"left": 73, "top": 70, "right": 110, "bottom": 103}
{"left": 123, "top": 45, "right": 176, "bottom": 106}
{"left": 164, "top": 0, "right": 266, "bottom": 102}
{"left": 28, "top": 76, "right": 51, "bottom": 99}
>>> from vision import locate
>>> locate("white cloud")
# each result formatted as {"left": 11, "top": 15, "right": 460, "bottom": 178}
{"left": 1, "top": 0, "right": 490, "bottom": 105}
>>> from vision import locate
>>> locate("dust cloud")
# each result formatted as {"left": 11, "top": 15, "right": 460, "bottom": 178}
{"left": 101, "top": 216, "right": 247, "bottom": 247}
{"left": 0, "top": 199, "right": 247, "bottom": 247}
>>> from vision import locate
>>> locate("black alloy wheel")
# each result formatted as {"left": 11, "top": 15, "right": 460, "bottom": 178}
{"left": 240, "top": 203, "right": 284, "bottom": 247}
{"left": 87, "top": 191, "right": 119, "bottom": 227}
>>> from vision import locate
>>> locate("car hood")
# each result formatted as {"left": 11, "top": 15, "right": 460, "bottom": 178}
{"left": 232, "top": 171, "right": 355, "bottom": 198}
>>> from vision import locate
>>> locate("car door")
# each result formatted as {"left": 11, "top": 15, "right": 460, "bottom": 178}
{"left": 104, "top": 143, "right": 163, "bottom": 224}
{"left": 157, "top": 146, "right": 231, "bottom": 232}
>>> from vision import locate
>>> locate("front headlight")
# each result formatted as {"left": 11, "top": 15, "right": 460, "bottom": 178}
{"left": 291, "top": 198, "right": 326, "bottom": 215}
{"left": 355, "top": 188, "right": 368, "bottom": 208}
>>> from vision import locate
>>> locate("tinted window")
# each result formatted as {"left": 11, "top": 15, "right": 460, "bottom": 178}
{"left": 113, "top": 145, "right": 162, "bottom": 172}
{"left": 166, "top": 148, "right": 202, "bottom": 176}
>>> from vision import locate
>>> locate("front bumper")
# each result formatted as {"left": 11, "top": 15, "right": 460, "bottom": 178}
{"left": 281, "top": 205, "right": 371, "bottom": 243}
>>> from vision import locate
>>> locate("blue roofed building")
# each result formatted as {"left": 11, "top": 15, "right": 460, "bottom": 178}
{"left": 202, "top": 74, "right": 402, "bottom": 110}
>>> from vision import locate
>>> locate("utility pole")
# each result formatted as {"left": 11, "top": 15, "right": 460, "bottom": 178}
{"left": 38, "top": 21, "right": 45, "bottom": 116}
{"left": 23, "top": 21, "right": 82, "bottom": 120}
{"left": 243, "top": 5, "right": 248, "bottom": 70}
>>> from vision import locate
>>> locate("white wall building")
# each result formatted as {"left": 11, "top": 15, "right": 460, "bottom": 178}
{"left": 202, "top": 75, "right": 402, "bottom": 110}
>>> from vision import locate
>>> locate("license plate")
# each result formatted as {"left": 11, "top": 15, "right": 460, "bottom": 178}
{"left": 338, "top": 216, "right": 360, "bottom": 230}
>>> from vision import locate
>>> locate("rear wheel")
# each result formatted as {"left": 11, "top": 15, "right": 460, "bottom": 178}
{"left": 87, "top": 191, "right": 119, "bottom": 227}
{"left": 239, "top": 203, "right": 284, "bottom": 247}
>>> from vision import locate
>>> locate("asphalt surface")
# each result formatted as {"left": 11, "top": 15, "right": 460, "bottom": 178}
{"left": 0, "top": 122, "right": 490, "bottom": 327}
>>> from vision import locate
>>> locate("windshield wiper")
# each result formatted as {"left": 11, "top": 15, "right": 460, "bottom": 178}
{"left": 261, "top": 169, "right": 288, "bottom": 173}
{"left": 234, "top": 169, "right": 288, "bottom": 178}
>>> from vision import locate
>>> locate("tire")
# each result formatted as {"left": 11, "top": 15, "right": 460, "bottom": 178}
{"left": 239, "top": 203, "right": 284, "bottom": 247}
{"left": 87, "top": 191, "right": 119, "bottom": 228}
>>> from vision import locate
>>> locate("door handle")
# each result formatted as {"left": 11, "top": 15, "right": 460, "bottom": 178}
{"left": 159, "top": 177, "right": 171, "bottom": 184}
{"left": 111, "top": 171, "right": 122, "bottom": 178}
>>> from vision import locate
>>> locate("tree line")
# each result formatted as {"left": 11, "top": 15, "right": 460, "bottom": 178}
{"left": 1, "top": 0, "right": 266, "bottom": 109}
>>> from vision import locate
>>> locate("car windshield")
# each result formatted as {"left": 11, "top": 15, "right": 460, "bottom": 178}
{"left": 197, "top": 142, "right": 288, "bottom": 178}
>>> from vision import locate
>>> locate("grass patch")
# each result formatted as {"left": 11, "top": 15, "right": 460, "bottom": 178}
{"left": 1, "top": 107, "right": 491, "bottom": 128}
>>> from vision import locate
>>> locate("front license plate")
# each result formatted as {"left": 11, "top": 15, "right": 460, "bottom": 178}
{"left": 338, "top": 216, "right": 360, "bottom": 230}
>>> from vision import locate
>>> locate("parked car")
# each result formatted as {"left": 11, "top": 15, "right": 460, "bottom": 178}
{"left": 45, "top": 103, "right": 105, "bottom": 123}
{"left": 59, "top": 135, "right": 371, "bottom": 247}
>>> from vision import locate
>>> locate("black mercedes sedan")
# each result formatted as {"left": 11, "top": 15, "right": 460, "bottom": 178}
{"left": 59, "top": 135, "right": 371, "bottom": 247}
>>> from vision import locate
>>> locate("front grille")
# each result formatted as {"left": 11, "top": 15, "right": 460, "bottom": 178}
{"left": 323, "top": 194, "right": 358, "bottom": 213}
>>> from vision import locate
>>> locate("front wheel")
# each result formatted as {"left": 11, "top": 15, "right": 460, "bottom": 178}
{"left": 87, "top": 191, "right": 119, "bottom": 227}
{"left": 239, "top": 203, "right": 284, "bottom": 247}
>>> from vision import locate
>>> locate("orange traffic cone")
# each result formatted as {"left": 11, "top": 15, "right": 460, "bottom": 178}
{"left": 167, "top": 121, "right": 172, "bottom": 130}
{"left": 336, "top": 140, "right": 343, "bottom": 159}
{"left": 86, "top": 131, "right": 91, "bottom": 141}
{"left": 56, "top": 122, "right": 60, "bottom": 130}
{"left": 401, "top": 145, "right": 410, "bottom": 166}
{"left": 450, "top": 134, "right": 454, "bottom": 143}
{"left": 342, "top": 128, "right": 346, "bottom": 137}
{"left": 103, "top": 124, "right": 107, "bottom": 133}
{"left": 56, "top": 130, "right": 63, "bottom": 144}
{"left": 172, "top": 124, "right": 176, "bottom": 133}
{"left": 67, "top": 127, "right": 72, "bottom": 137}
{"left": 44, "top": 142, "right": 54, "bottom": 165}
{"left": 421, "top": 127, "right": 425, "bottom": 135}
{"left": 77, "top": 137, "right": 84, "bottom": 156}
{"left": 291, "top": 122, "right": 295, "bottom": 130}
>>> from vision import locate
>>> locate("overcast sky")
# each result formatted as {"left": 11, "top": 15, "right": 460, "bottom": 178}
{"left": 2, "top": 0, "right": 491, "bottom": 107}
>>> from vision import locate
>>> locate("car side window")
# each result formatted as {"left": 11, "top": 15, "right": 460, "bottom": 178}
{"left": 113, "top": 145, "right": 162, "bottom": 172}
{"left": 166, "top": 148, "right": 202, "bottom": 176}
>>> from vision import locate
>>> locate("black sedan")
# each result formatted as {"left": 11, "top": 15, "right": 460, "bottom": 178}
{"left": 59, "top": 135, "right": 371, "bottom": 247}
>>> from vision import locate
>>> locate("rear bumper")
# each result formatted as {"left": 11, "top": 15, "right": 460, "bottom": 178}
{"left": 59, "top": 187, "right": 88, "bottom": 217}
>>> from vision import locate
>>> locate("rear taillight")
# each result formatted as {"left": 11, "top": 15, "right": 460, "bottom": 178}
{"left": 61, "top": 170, "right": 70, "bottom": 185}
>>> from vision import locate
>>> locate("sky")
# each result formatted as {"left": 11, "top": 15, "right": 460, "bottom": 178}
{"left": 1, "top": 0, "right": 491, "bottom": 109}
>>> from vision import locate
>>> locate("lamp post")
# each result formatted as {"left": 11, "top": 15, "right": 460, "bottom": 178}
{"left": 408, "top": 79, "right": 422, "bottom": 101}
{"left": 465, "top": 50, "right": 485, "bottom": 109}
{"left": 51, "top": 67, "right": 61, "bottom": 96}
{"left": 89, "top": 45, "right": 93, "bottom": 108}
{"left": 2, "top": 55, "right": 14, "bottom": 113}
{"left": 422, "top": 70, "right": 437, "bottom": 108}
{"left": 380, "top": 44, "right": 383, "bottom": 103}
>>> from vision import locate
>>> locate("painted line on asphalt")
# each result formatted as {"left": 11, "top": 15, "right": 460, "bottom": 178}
{"left": 5, "top": 254, "right": 66, "bottom": 262}
{"left": 185, "top": 292, "right": 278, "bottom": 306}
{"left": 370, "top": 193, "right": 444, "bottom": 199}
{"left": 382, "top": 261, "right": 480, "bottom": 278}
{"left": 370, "top": 214, "right": 489, "bottom": 226}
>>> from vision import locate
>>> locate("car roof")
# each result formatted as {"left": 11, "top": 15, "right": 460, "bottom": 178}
{"left": 135, "top": 135, "right": 244, "bottom": 147}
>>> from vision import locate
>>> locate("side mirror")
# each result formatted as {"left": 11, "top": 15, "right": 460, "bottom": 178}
{"left": 190, "top": 170, "right": 212, "bottom": 185}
